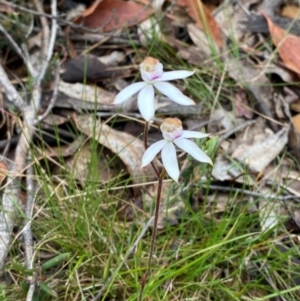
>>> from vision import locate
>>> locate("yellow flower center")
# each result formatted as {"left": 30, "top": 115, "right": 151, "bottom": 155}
{"left": 161, "top": 118, "right": 183, "bottom": 140}
{"left": 141, "top": 56, "right": 160, "bottom": 72}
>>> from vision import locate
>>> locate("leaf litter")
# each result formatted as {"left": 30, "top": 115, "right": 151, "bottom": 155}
{"left": 2, "top": 0, "right": 300, "bottom": 300}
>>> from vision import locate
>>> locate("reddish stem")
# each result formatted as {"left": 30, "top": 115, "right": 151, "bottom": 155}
{"left": 138, "top": 122, "right": 164, "bottom": 301}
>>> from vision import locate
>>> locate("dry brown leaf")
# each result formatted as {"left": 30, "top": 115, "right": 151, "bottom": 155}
{"left": 0, "top": 2, "right": 14, "bottom": 13}
{"left": 177, "top": 0, "right": 223, "bottom": 47}
{"left": 73, "top": 114, "right": 156, "bottom": 184}
{"left": 290, "top": 100, "right": 300, "bottom": 112}
{"left": 281, "top": 4, "right": 300, "bottom": 20}
{"left": 42, "top": 114, "right": 69, "bottom": 126}
{"left": 187, "top": 23, "right": 220, "bottom": 55}
{"left": 62, "top": 142, "right": 116, "bottom": 186}
{"left": 212, "top": 154, "right": 255, "bottom": 185}
{"left": 289, "top": 114, "right": 300, "bottom": 151}
{"left": 208, "top": 107, "right": 237, "bottom": 133}
{"left": 58, "top": 81, "right": 115, "bottom": 105}
{"left": 292, "top": 113, "right": 300, "bottom": 133}
{"left": 0, "top": 161, "right": 8, "bottom": 185}
{"left": 234, "top": 89, "right": 253, "bottom": 119}
{"left": 75, "top": 0, "right": 153, "bottom": 32}
{"left": 80, "top": 0, "right": 104, "bottom": 17}
{"left": 36, "top": 136, "right": 86, "bottom": 160}
{"left": 232, "top": 126, "right": 289, "bottom": 173}
{"left": 262, "top": 11, "right": 300, "bottom": 74}
{"left": 61, "top": 55, "right": 127, "bottom": 83}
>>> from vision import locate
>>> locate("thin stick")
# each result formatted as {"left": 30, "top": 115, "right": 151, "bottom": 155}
{"left": 0, "top": 65, "right": 24, "bottom": 109}
{"left": 205, "top": 184, "right": 300, "bottom": 201}
{"left": 24, "top": 160, "right": 38, "bottom": 301}
{"left": 35, "top": 62, "right": 60, "bottom": 124}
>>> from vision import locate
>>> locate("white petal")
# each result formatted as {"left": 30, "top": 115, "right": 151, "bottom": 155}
{"left": 138, "top": 85, "right": 155, "bottom": 121}
{"left": 174, "top": 138, "right": 213, "bottom": 165}
{"left": 113, "top": 82, "right": 146, "bottom": 104}
{"left": 153, "top": 82, "right": 195, "bottom": 105}
{"left": 142, "top": 140, "right": 167, "bottom": 167}
{"left": 153, "top": 70, "right": 195, "bottom": 82}
{"left": 161, "top": 142, "right": 180, "bottom": 182}
{"left": 181, "top": 130, "right": 210, "bottom": 139}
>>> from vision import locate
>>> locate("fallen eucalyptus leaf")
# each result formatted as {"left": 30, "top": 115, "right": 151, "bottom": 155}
{"left": 73, "top": 114, "right": 156, "bottom": 184}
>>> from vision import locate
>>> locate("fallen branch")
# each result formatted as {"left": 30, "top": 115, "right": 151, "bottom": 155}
{"left": 0, "top": 106, "right": 35, "bottom": 275}
{"left": 0, "top": 0, "right": 58, "bottom": 276}
{"left": 23, "top": 161, "right": 37, "bottom": 301}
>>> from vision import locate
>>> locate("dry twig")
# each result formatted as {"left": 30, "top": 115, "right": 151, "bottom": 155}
{"left": 23, "top": 161, "right": 37, "bottom": 301}
{"left": 0, "top": 0, "right": 58, "bottom": 276}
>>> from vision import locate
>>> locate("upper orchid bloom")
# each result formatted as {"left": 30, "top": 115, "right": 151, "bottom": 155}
{"left": 142, "top": 118, "right": 213, "bottom": 182}
{"left": 113, "top": 57, "right": 195, "bottom": 121}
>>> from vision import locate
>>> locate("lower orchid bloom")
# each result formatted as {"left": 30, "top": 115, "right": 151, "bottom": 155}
{"left": 142, "top": 118, "right": 213, "bottom": 182}
{"left": 113, "top": 57, "right": 195, "bottom": 121}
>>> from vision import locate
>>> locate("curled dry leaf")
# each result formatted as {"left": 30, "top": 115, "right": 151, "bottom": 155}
{"left": 58, "top": 81, "right": 115, "bottom": 105}
{"left": 73, "top": 114, "right": 156, "bottom": 184}
{"left": 262, "top": 11, "right": 300, "bottom": 74}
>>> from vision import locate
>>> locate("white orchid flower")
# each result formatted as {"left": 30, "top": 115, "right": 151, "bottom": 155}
{"left": 142, "top": 118, "right": 213, "bottom": 182}
{"left": 113, "top": 57, "right": 195, "bottom": 121}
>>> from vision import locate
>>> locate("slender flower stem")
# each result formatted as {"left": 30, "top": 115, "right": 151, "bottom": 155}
{"left": 143, "top": 122, "right": 160, "bottom": 178}
{"left": 138, "top": 122, "right": 164, "bottom": 301}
